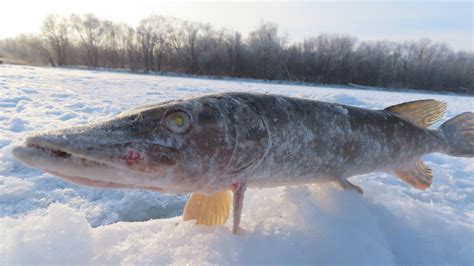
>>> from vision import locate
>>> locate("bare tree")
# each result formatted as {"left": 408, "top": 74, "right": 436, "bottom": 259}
{"left": 248, "top": 22, "right": 285, "bottom": 80}
{"left": 226, "top": 32, "right": 245, "bottom": 77}
{"left": 71, "top": 14, "right": 106, "bottom": 67}
{"left": 137, "top": 15, "right": 170, "bottom": 72}
{"left": 41, "top": 14, "right": 70, "bottom": 66}
{"left": 0, "top": 34, "right": 53, "bottom": 65}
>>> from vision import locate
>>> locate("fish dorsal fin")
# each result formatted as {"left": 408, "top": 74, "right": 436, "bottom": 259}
{"left": 385, "top": 100, "right": 447, "bottom": 128}
{"left": 393, "top": 160, "right": 433, "bottom": 190}
{"left": 183, "top": 190, "right": 232, "bottom": 226}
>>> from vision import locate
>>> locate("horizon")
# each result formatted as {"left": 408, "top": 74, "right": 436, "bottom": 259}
{"left": 1, "top": 1, "right": 472, "bottom": 51}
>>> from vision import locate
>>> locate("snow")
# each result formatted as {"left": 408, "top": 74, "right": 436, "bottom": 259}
{"left": 334, "top": 105, "right": 349, "bottom": 115}
{"left": 1, "top": 64, "right": 473, "bottom": 265}
{"left": 8, "top": 117, "right": 28, "bottom": 132}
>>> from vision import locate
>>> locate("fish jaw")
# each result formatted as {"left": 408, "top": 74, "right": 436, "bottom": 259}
{"left": 11, "top": 122, "right": 187, "bottom": 192}
{"left": 11, "top": 138, "right": 170, "bottom": 192}
{"left": 19, "top": 124, "right": 181, "bottom": 175}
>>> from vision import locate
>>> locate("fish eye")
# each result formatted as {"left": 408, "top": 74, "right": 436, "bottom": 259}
{"left": 164, "top": 111, "right": 191, "bottom": 133}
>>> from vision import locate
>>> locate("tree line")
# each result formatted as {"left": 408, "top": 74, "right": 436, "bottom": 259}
{"left": 0, "top": 13, "right": 473, "bottom": 93}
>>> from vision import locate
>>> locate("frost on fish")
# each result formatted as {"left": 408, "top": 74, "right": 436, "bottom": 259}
{"left": 12, "top": 92, "right": 474, "bottom": 234}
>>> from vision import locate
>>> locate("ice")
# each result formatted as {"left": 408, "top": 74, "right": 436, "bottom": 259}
{"left": 0, "top": 64, "right": 473, "bottom": 264}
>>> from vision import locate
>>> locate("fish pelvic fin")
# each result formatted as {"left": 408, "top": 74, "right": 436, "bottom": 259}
{"left": 231, "top": 181, "right": 247, "bottom": 235}
{"left": 439, "top": 112, "right": 474, "bottom": 157}
{"left": 385, "top": 99, "right": 447, "bottom": 128}
{"left": 393, "top": 160, "right": 433, "bottom": 190}
{"left": 183, "top": 190, "right": 232, "bottom": 226}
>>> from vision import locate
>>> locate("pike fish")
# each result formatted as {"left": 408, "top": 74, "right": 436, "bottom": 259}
{"left": 12, "top": 93, "right": 474, "bottom": 234}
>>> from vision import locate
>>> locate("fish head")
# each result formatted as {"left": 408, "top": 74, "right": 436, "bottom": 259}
{"left": 12, "top": 94, "right": 268, "bottom": 193}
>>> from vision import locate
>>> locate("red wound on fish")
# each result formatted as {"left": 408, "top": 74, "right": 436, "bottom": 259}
{"left": 124, "top": 149, "right": 143, "bottom": 165}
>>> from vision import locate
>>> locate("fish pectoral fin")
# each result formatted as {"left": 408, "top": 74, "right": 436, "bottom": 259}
{"left": 384, "top": 99, "right": 447, "bottom": 128}
{"left": 393, "top": 160, "right": 433, "bottom": 190}
{"left": 183, "top": 190, "right": 232, "bottom": 226}
{"left": 335, "top": 178, "right": 364, "bottom": 194}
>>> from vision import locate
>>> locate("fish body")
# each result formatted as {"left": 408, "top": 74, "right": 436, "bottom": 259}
{"left": 12, "top": 92, "right": 474, "bottom": 234}
{"left": 218, "top": 93, "right": 444, "bottom": 189}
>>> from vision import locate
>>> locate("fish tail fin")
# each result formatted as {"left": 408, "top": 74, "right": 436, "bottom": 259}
{"left": 439, "top": 112, "right": 474, "bottom": 157}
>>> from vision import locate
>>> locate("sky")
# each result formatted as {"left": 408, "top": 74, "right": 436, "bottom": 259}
{"left": 1, "top": 0, "right": 472, "bottom": 51}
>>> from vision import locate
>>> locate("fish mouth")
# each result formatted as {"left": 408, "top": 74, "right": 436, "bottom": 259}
{"left": 27, "top": 143, "right": 73, "bottom": 160}
{"left": 12, "top": 138, "right": 164, "bottom": 191}
{"left": 13, "top": 139, "right": 104, "bottom": 168}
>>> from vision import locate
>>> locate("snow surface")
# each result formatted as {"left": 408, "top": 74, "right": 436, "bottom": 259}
{"left": 1, "top": 64, "right": 473, "bottom": 265}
